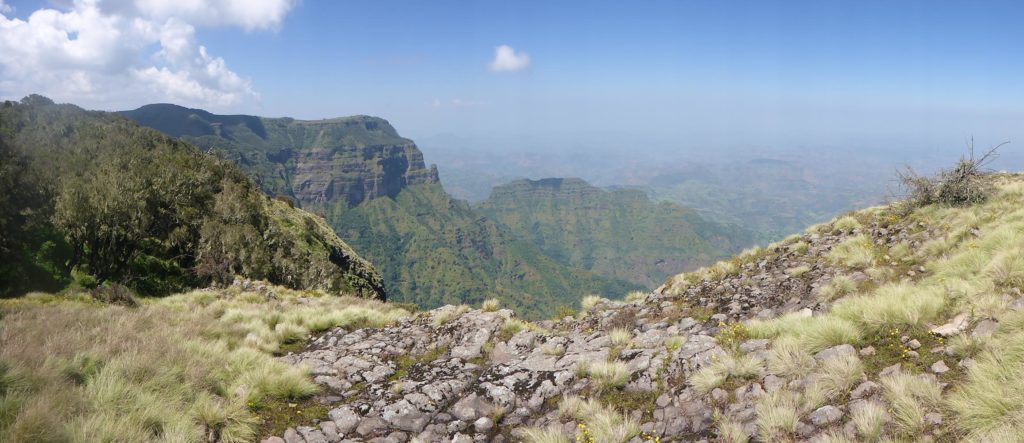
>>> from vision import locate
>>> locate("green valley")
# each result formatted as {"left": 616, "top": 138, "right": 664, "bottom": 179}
{"left": 476, "top": 178, "right": 755, "bottom": 287}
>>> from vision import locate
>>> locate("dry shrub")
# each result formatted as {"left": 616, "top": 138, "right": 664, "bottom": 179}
{"left": 896, "top": 140, "right": 1005, "bottom": 211}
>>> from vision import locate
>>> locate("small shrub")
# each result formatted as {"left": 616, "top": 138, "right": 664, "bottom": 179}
{"left": 895, "top": 141, "right": 1003, "bottom": 210}
{"left": 501, "top": 318, "right": 529, "bottom": 338}
{"left": 749, "top": 314, "right": 863, "bottom": 353}
{"left": 90, "top": 283, "right": 138, "bottom": 307}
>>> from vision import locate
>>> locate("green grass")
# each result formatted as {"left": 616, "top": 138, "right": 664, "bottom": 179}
{"left": 828, "top": 234, "right": 876, "bottom": 269}
{"left": 817, "top": 274, "right": 858, "bottom": 302}
{"left": 852, "top": 401, "right": 887, "bottom": 441}
{"left": 557, "top": 395, "right": 640, "bottom": 443}
{"left": 692, "top": 352, "right": 763, "bottom": 393}
{"left": 832, "top": 283, "right": 945, "bottom": 334}
{"left": 577, "top": 361, "right": 630, "bottom": 392}
{"left": 747, "top": 314, "right": 863, "bottom": 353}
{"left": 786, "top": 265, "right": 811, "bottom": 277}
{"left": 766, "top": 337, "right": 816, "bottom": 378}
{"left": 834, "top": 215, "right": 863, "bottom": 232}
{"left": 881, "top": 371, "right": 942, "bottom": 436}
{"left": 756, "top": 390, "right": 799, "bottom": 442}
{"left": 0, "top": 284, "right": 407, "bottom": 442}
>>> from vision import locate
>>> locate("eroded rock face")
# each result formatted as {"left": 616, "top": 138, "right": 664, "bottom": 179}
{"left": 120, "top": 104, "right": 441, "bottom": 208}
{"left": 292, "top": 142, "right": 439, "bottom": 207}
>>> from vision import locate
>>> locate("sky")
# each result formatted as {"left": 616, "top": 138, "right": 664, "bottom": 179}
{"left": 2, "top": 0, "right": 1024, "bottom": 151}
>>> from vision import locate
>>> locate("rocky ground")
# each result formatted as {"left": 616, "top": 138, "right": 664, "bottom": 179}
{"left": 261, "top": 210, "right": 1004, "bottom": 443}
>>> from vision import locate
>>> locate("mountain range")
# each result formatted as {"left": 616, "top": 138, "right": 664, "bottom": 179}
{"left": 122, "top": 103, "right": 752, "bottom": 317}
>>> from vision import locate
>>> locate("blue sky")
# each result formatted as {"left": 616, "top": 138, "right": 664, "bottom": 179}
{"left": 2, "top": 0, "right": 1024, "bottom": 148}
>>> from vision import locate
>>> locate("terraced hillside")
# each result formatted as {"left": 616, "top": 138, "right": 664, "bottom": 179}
{"left": 255, "top": 173, "right": 1024, "bottom": 442}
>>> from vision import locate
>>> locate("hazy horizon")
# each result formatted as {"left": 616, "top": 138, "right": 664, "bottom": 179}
{"left": 3, "top": 0, "right": 1024, "bottom": 154}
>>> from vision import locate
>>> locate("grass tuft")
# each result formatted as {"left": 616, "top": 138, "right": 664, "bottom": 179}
{"left": 482, "top": 298, "right": 501, "bottom": 312}
{"left": 828, "top": 235, "right": 876, "bottom": 269}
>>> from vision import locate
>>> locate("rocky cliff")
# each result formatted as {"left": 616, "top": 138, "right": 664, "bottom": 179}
{"left": 477, "top": 178, "right": 755, "bottom": 287}
{"left": 121, "top": 104, "right": 440, "bottom": 207}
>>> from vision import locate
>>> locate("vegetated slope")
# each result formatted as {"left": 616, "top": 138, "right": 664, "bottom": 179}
{"left": 0, "top": 282, "right": 411, "bottom": 442}
{"left": 0, "top": 96, "right": 384, "bottom": 299}
{"left": 476, "top": 177, "right": 755, "bottom": 287}
{"left": 254, "top": 173, "right": 1024, "bottom": 442}
{"left": 123, "top": 104, "right": 639, "bottom": 317}
{"left": 324, "top": 182, "right": 637, "bottom": 315}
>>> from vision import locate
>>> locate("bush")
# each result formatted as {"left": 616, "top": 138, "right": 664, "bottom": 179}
{"left": 896, "top": 141, "right": 1005, "bottom": 211}
{"left": 89, "top": 283, "right": 138, "bottom": 307}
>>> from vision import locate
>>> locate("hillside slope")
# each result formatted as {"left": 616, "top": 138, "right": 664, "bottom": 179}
{"left": 251, "top": 173, "right": 1024, "bottom": 442}
{"left": 0, "top": 96, "right": 384, "bottom": 299}
{"left": 477, "top": 177, "right": 754, "bottom": 287}
{"left": 123, "top": 104, "right": 638, "bottom": 317}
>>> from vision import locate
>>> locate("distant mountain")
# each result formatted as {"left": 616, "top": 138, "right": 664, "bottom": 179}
{"left": 414, "top": 140, "right": 888, "bottom": 242}
{"left": 121, "top": 104, "right": 439, "bottom": 206}
{"left": 123, "top": 105, "right": 638, "bottom": 317}
{"left": 476, "top": 178, "right": 755, "bottom": 287}
{"left": 1, "top": 96, "right": 384, "bottom": 299}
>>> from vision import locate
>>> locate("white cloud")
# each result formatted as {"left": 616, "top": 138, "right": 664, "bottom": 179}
{"left": 432, "top": 98, "right": 483, "bottom": 108}
{"left": 0, "top": 0, "right": 296, "bottom": 110}
{"left": 0, "top": 1, "right": 11, "bottom": 15}
{"left": 488, "top": 44, "right": 530, "bottom": 72}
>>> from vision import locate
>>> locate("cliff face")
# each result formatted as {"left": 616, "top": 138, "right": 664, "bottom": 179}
{"left": 121, "top": 104, "right": 439, "bottom": 208}
{"left": 476, "top": 177, "right": 755, "bottom": 287}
